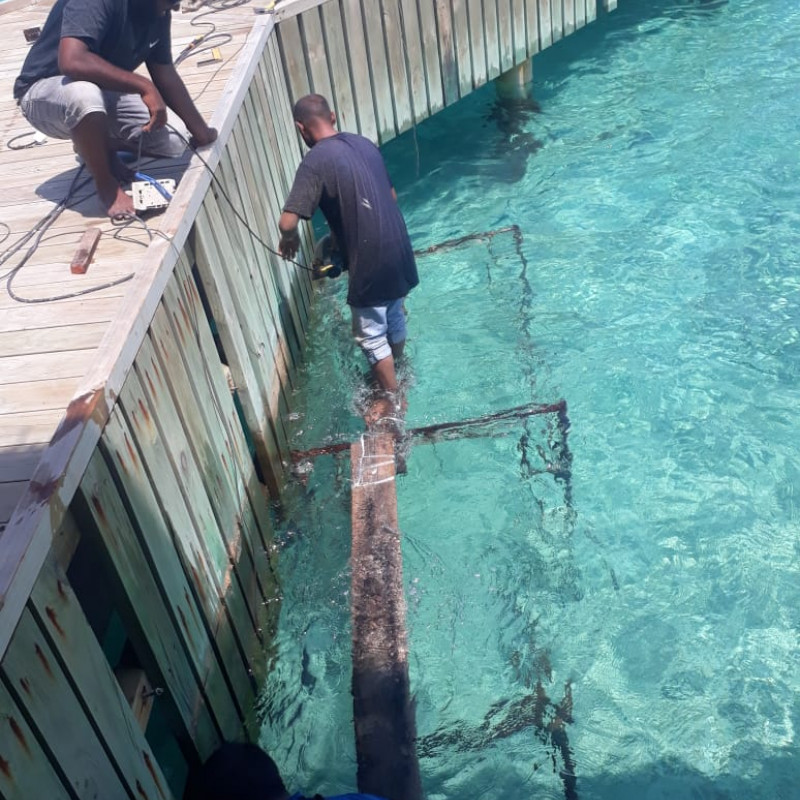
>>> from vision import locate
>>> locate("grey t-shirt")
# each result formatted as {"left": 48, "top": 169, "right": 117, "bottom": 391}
{"left": 14, "top": 0, "right": 173, "bottom": 100}
{"left": 284, "top": 132, "right": 419, "bottom": 307}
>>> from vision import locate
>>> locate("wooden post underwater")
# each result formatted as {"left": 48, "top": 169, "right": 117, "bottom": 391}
{"left": 495, "top": 59, "right": 534, "bottom": 102}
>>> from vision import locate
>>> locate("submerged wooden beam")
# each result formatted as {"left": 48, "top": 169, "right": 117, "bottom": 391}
{"left": 350, "top": 432, "right": 422, "bottom": 800}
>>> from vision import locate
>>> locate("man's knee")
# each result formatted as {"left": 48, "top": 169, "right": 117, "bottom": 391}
{"left": 20, "top": 77, "right": 106, "bottom": 140}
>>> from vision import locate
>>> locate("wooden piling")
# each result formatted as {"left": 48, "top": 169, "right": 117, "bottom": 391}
{"left": 350, "top": 432, "right": 422, "bottom": 800}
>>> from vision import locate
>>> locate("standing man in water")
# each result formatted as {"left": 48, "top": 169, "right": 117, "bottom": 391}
{"left": 13, "top": 0, "right": 217, "bottom": 220}
{"left": 278, "top": 94, "right": 419, "bottom": 417}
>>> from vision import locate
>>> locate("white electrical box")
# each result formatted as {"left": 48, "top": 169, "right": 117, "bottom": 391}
{"left": 129, "top": 178, "right": 176, "bottom": 211}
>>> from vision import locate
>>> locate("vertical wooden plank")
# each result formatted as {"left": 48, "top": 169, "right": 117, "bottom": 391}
{"left": 360, "top": 0, "right": 396, "bottom": 142}
{"left": 225, "top": 121, "right": 305, "bottom": 379}
{"left": 300, "top": 7, "right": 335, "bottom": 103}
{"left": 417, "top": 0, "right": 445, "bottom": 113}
{"left": 467, "top": 0, "right": 488, "bottom": 88}
{"left": 245, "top": 82, "right": 311, "bottom": 324}
{"left": 511, "top": 0, "right": 528, "bottom": 65}
{"left": 450, "top": 0, "right": 472, "bottom": 98}
{"left": 0, "top": 610, "right": 131, "bottom": 798}
{"left": 563, "top": 0, "right": 575, "bottom": 35}
{"left": 0, "top": 679, "right": 71, "bottom": 800}
{"left": 30, "top": 556, "right": 174, "bottom": 800}
{"left": 130, "top": 340, "right": 263, "bottom": 672}
{"left": 172, "top": 260, "right": 278, "bottom": 591}
{"left": 586, "top": 0, "right": 597, "bottom": 23}
{"left": 483, "top": 0, "right": 501, "bottom": 80}
{"left": 381, "top": 0, "right": 414, "bottom": 133}
{"left": 150, "top": 293, "right": 273, "bottom": 670}
{"left": 276, "top": 15, "right": 311, "bottom": 104}
{"left": 435, "top": 0, "right": 459, "bottom": 106}
{"left": 603, "top": 0, "right": 617, "bottom": 10}
{"left": 539, "top": 0, "right": 553, "bottom": 49}
{"left": 262, "top": 38, "right": 317, "bottom": 295}
{"left": 78, "top": 448, "right": 221, "bottom": 758}
{"left": 575, "top": 0, "right": 586, "bottom": 29}
{"left": 320, "top": 0, "right": 359, "bottom": 132}
{"left": 100, "top": 406, "right": 247, "bottom": 744}
{"left": 551, "top": 0, "right": 564, "bottom": 41}
{"left": 497, "top": 0, "right": 514, "bottom": 73}
{"left": 398, "top": 0, "right": 428, "bottom": 119}
{"left": 525, "top": 0, "right": 540, "bottom": 55}
{"left": 193, "top": 202, "right": 285, "bottom": 495}
{"left": 214, "top": 145, "right": 298, "bottom": 408}
{"left": 340, "top": 0, "right": 380, "bottom": 141}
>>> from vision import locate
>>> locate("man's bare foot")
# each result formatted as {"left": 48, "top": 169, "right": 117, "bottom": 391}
{"left": 103, "top": 184, "right": 135, "bottom": 220}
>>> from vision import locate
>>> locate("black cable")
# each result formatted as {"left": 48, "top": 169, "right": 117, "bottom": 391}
{"left": 6, "top": 131, "right": 45, "bottom": 150}
{"left": 167, "top": 123, "right": 316, "bottom": 273}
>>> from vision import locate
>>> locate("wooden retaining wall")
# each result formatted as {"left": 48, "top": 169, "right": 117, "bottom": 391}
{"left": 0, "top": 16, "right": 314, "bottom": 800}
{"left": 275, "top": 0, "right": 618, "bottom": 144}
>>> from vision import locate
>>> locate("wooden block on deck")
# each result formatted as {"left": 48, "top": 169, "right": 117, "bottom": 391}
{"left": 69, "top": 226, "right": 101, "bottom": 274}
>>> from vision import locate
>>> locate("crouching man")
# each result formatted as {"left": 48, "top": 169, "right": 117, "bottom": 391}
{"left": 13, "top": 0, "right": 217, "bottom": 219}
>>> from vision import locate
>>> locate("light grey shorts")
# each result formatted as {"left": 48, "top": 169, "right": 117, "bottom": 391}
{"left": 351, "top": 298, "right": 407, "bottom": 365}
{"left": 18, "top": 76, "right": 185, "bottom": 157}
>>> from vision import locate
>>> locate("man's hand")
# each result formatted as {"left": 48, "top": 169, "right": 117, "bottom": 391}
{"left": 278, "top": 211, "right": 301, "bottom": 260}
{"left": 189, "top": 125, "right": 218, "bottom": 148}
{"left": 141, "top": 85, "right": 168, "bottom": 132}
{"left": 279, "top": 229, "right": 300, "bottom": 260}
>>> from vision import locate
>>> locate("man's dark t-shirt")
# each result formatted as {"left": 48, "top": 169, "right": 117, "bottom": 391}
{"left": 283, "top": 132, "right": 419, "bottom": 308}
{"left": 14, "top": 0, "right": 173, "bottom": 100}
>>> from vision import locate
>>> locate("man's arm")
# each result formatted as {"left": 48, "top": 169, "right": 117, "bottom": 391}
{"left": 278, "top": 211, "right": 301, "bottom": 260}
{"left": 147, "top": 61, "right": 217, "bottom": 146}
{"left": 58, "top": 38, "right": 167, "bottom": 131}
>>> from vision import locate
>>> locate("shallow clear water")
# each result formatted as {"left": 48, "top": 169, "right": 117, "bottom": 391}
{"left": 259, "top": 1, "right": 800, "bottom": 798}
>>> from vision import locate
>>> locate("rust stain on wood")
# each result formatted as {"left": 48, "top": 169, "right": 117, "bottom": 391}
{"left": 114, "top": 449, "right": 129, "bottom": 477}
{"left": 145, "top": 371, "right": 158, "bottom": 401}
{"left": 135, "top": 779, "right": 149, "bottom": 800}
{"left": 45, "top": 606, "right": 66, "bottom": 638}
{"left": 18, "top": 679, "right": 30, "bottom": 697}
{"left": 143, "top": 751, "right": 167, "bottom": 800}
{"left": 34, "top": 644, "right": 54, "bottom": 679}
{"left": 91, "top": 495, "right": 108, "bottom": 527}
{"left": 0, "top": 754, "right": 11, "bottom": 780}
{"left": 8, "top": 718, "right": 29, "bottom": 755}
{"left": 172, "top": 310, "right": 187, "bottom": 347}
{"left": 137, "top": 399, "right": 151, "bottom": 425}
{"left": 56, "top": 580, "right": 68, "bottom": 601}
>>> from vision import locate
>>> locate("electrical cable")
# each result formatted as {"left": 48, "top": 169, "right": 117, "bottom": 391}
{"left": 167, "top": 123, "right": 316, "bottom": 273}
{"left": 6, "top": 131, "right": 45, "bottom": 150}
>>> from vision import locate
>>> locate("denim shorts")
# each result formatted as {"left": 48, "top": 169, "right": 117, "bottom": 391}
{"left": 351, "top": 298, "right": 407, "bottom": 365}
{"left": 19, "top": 76, "right": 185, "bottom": 157}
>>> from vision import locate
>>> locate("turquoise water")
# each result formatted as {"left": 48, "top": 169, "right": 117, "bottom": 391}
{"left": 259, "top": 1, "right": 800, "bottom": 798}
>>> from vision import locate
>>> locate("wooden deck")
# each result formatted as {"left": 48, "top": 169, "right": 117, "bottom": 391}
{"left": 0, "top": 0, "right": 262, "bottom": 535}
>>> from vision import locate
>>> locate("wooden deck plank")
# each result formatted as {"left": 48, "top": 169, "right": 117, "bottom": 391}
{"left": 0, "top": 445, "right": 43, "bottom": 483}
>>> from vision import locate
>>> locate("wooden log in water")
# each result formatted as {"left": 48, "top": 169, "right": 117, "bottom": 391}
{"left": 350, "top": 431, "right": 421, "bottom": 800}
